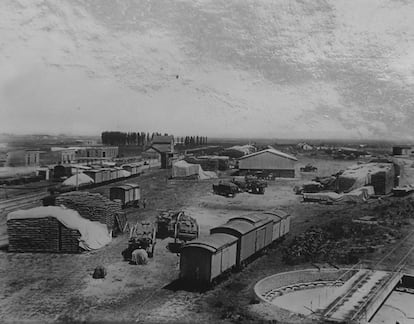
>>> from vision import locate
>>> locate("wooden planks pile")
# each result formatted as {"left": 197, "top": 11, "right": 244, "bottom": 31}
{"left": 55, "top": 191, "right": 123, "bottom": 233}
{"left": 7, "top": 216, "right": 80, "bottom": 253}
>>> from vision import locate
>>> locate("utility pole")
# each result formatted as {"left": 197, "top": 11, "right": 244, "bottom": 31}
{"left": 75, "top": 166, "right": 79, "bottom": 190}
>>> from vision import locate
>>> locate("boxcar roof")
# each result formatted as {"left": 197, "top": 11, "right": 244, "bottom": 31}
{"left": 111, "top": 185, "right": 132, "bottom": 191}
{"left": 124, "top": 183, "right": 140, "bottom": 188}
{"left": 263, "top": 209, "right": 289, "bottom": 219}
{"left": 229, "top": 213, "right": 272, "bottom": 225}
{"left": 183, "top": 233, "right": 237, "bottom": 253}
{"left": 212, "top": 220, "right": 254, "bottom": 235}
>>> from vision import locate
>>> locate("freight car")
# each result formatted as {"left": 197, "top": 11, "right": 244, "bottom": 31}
{"left": 179, "top": 233, "right": 238, "bottom": 286}
{"left": 109, "top": 183, "right": 140, "bottom": 208}
{"left": 180, "top": 211, "right": 291, "bottom": 287}
{"left": 211, "top": 215, "right": 273, "bottom": 268}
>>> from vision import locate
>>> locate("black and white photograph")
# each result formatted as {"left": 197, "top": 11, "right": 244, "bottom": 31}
{"left": 1, "top": 1, "right": 414, "bottom": 323}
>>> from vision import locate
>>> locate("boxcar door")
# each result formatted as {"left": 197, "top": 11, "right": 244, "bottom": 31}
{"left": 255, "top": 227, "right": 266, "bottom": 252}
{"left": 220, "top": 244, "right": 237, "bottom": 272}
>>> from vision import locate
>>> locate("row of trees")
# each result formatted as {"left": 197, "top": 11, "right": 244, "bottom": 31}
{"left": 176, "top": 136, "right": 208, "bottom": 146}
{"left": 101, "top": 131, "right": 166, "bottom": 146}
{"left": 101, "top": 131, "right": 208, "bottom": 146}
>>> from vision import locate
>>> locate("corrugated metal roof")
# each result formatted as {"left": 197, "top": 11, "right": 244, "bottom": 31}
{"left": 211, "top": 220, "right": 254, "bottom": 235}
{"left": 183, "top": 233, "right": 237, "bottom": 253}
{"left": 238, "top": 149, "right": 297, "bottom": 161}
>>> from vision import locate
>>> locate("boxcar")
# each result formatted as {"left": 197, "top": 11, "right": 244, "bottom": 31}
{"left": 122, "top": 164, "right": 134, "bottom": 175}
{"left": 180, "top": 233, "right": 238, "bottom": 286}
{"left": 210, "top": 220, "right": 256, "bottom": 266}
{"left": 84, "top": 170, "right": 103, "bottom": 184}
{"left": 100, "top": 169, "right": 111, "bottom": 182}
{"left": 228, "top": 214, "right": 273, "bottom": 248}
{"left": 263, "top": 210, "right": 291, "bottom": 239}
{"left": 110, "top": 168, "right": 118, "bottom": 181}
{"left": 109, "top": 183, "right": 140, "bottom": 208}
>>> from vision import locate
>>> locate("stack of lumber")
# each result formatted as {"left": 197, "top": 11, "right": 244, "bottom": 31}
{"left": 7, "top": 217, "right": 80, "bottom": 253}
{"left": 55, "top": 191, "right": 122, "bottom": 231}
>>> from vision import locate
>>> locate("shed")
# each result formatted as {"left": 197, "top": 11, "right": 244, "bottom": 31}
{"left": 238, "top": 149, "right": 297, "bottom": 178}
{"left": 180, "top": 233, "right": 238, "bottom": 284}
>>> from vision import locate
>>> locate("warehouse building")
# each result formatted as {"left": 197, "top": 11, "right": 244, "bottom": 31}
{"left": 392, "top": 145, "right": 412, "bottom": 156}
{"left": 75, "top": 146, "right": 119, "bottom": 164}
{"left": 6, "top": 150, "right": 41, "bottom": 167}
{"left": 238, "top": 148, "right": 297, "bottom": 178}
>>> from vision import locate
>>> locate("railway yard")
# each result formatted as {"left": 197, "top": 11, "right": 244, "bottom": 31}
{"left": 1, "top": 155, "right": 414, "bottom": 323}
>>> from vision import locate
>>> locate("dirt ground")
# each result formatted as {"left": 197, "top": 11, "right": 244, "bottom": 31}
{"left": 1, "top": 156, "right": 414, "bottom": 323}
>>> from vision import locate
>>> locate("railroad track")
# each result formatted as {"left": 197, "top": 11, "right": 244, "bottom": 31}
{"left": 0, "top": 192, "right": 47, "bottom": 215}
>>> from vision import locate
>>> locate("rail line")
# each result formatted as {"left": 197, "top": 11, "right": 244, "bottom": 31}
{"left": 322, "top": 230, "right": 414, "bottom": 322}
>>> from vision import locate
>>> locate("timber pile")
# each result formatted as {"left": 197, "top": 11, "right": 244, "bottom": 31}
{"left": 7, "top": 217, "right": 80, "bottom": 253}
{"left": 55, "top": 191, "right": 123, "bottom": 231}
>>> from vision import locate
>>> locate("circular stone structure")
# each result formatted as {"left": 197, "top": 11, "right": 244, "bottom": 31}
{"left": 254, "top": 268, "right": 358, "bottom": 317}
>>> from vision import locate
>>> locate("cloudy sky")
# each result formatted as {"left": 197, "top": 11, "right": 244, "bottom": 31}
{"left": 1, "top": 0, "right": 414, "bottom": 139}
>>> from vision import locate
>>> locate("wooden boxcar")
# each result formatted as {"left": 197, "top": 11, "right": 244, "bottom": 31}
{"left": 101, "top": 169, "right": 111, "bottom": 182}
{"left": 210, "top": 220, "right": 256, "bottom": 266}
{"left": 263, "top": 210, "right": 291, "bottom": 238}
{"left": 109, "top": 183, "right": 140, "bottom": 208}
{"left": 228, "top": 214, "right": 273, "bottom": 247}
{"left": 84, "top": 170, "right": 103, "bottom": 184}
{"left": 121, "top": 164, "right": 135, "bottom": 175}
{"left": 180, "top": 233, "right": 238, "bottom": 286}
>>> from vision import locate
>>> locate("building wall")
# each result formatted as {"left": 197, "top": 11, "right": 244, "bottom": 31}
{"left": 61, "top": 150, "right": 76, "bottom": 164}
{"left": 239, "top": 151, "right": 296, "bottom": 170}
{"left": 393, "top": 147, "right": 412, "bottom": 156}
{"left": 6, "top": 150, "right": 40, "bottom": 167}
{"left": 42, "top": 150, "right": 76, "bottom": 165}
{"left": 76, "top": 146, "right": 118, "bottom": 159}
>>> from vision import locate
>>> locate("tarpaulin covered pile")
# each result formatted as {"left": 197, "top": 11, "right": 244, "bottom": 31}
{"left": 62, "top": 173, "right": 94, "bottom": 186}
{"left": 172, "top": 160, "right": 217, "bottom": 179}
{"left": 7, "top": 206, "right": 112, "bottom": 251}
{"left": 303, "top": 186, "right": 374, "bottom": 203}
{"left": 338, "top": 163, "right": 394, "bottom": 194}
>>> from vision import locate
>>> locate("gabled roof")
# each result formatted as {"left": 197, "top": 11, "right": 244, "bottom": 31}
{"left": 238, "top": 149, "right": 297, "bottom": 161}
{"left": 149, "top": 144, "right": 172, "bottom": 153}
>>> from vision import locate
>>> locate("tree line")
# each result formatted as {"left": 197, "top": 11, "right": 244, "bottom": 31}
{"left": 101, "top": 131, "right": 208, "bottom": 147}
